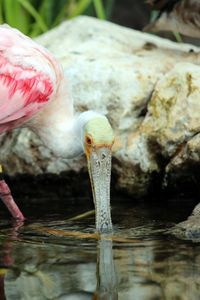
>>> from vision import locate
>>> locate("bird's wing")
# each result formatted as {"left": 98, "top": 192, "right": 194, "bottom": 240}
{"left": 0, "top": 24, "right": 63, "bottom": 132}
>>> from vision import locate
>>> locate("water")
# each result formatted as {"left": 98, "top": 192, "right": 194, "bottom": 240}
{"left": 0, "top": 193, "right": 200, "bottom": 300}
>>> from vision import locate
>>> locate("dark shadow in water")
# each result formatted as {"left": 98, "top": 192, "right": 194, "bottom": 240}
{"left": 0, "top": 198, "right": 200, "bottom": 299}
{"left": 0, "top": 220, "right": 118, "bottom": 299}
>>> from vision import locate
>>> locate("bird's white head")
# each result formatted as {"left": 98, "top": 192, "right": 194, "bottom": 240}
{"left": 79, "top": 111, "right": 115, "bottom": 232}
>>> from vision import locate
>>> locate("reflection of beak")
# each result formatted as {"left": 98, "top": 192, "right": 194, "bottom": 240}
{"left": 87, "top": 146, "right": 112, "bottom": 233}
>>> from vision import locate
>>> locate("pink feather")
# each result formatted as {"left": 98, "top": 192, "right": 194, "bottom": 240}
{"left": 0, "top": 24, "right": 63, "bottom": 133}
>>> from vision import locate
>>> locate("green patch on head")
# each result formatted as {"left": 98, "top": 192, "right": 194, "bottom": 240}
{"left": 84, "top": 117, "right": 114, "bottom": 146}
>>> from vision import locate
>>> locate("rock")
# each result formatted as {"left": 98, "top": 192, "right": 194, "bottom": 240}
{"left": 141, "top": 63, "right": 200, "bottom": 156}
{"left": 139, "top": 62, "right": 200, "bottom": 194}
{"left": 164, "top": 133, "right": 200, "bottom": 193}
{"left": 171, "top": 203, "right": 200, "bottom": 241}
{"left": 2, "top": 16, "right": 200, "bottom": 197}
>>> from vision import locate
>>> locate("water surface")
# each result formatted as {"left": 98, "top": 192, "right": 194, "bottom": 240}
{"left": 0, "top": 195, "right": 199, "bottom": 300}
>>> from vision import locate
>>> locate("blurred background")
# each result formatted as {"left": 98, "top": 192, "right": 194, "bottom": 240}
{"left": 1, "top": 0, "right": 199, "bottom": 49}
{"left": 0, "top": 0, "right": 151, "bottom": 37}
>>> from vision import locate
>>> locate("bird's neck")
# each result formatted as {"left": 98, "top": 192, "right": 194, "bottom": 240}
{"left": 28, "top": 116, "right": 80, "bottom": 159}
{"left": 27, "top": 83, "right": 103, "bottom": 158}
{"left": 30, "top": 115, "right": 83, "bottom": 159}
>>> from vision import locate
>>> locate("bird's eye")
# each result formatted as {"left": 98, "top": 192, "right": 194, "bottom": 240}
{"left": 85, "top": 136, "right": 92, "bottom": 145}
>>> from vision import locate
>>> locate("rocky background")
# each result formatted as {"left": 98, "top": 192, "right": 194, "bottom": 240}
{"left": 1, "top": 16, "right": 200, "bottom": 198}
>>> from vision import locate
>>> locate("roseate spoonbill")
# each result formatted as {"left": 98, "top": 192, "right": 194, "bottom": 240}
{"left": 0, "top": 24, "right": 114, "bottom": 232}
{"left": 144, "top": 0, "right": 200, "bottom": 38}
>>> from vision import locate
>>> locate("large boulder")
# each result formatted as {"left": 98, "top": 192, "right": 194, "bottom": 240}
{"left": 1, "top": 16, "right": 200, "bottom": 197}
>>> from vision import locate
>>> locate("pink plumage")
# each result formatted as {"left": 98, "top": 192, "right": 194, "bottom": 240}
{"left": 0, "top": 24, "right": 65, "bottom": 221}
{"left": 0, "top": 24, "right": 63, "bottom": 133}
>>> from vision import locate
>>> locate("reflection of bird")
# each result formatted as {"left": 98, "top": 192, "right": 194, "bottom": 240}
{"left": 144, "top": 0, "right": 200, "bottom": 38}
{"left": 0, "top": 25, "right": 114, "bottom": 232}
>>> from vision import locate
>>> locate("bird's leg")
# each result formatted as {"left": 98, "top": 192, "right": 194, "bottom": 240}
{"left": 0, "top": 165, "right": 25, "bottom": 221}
